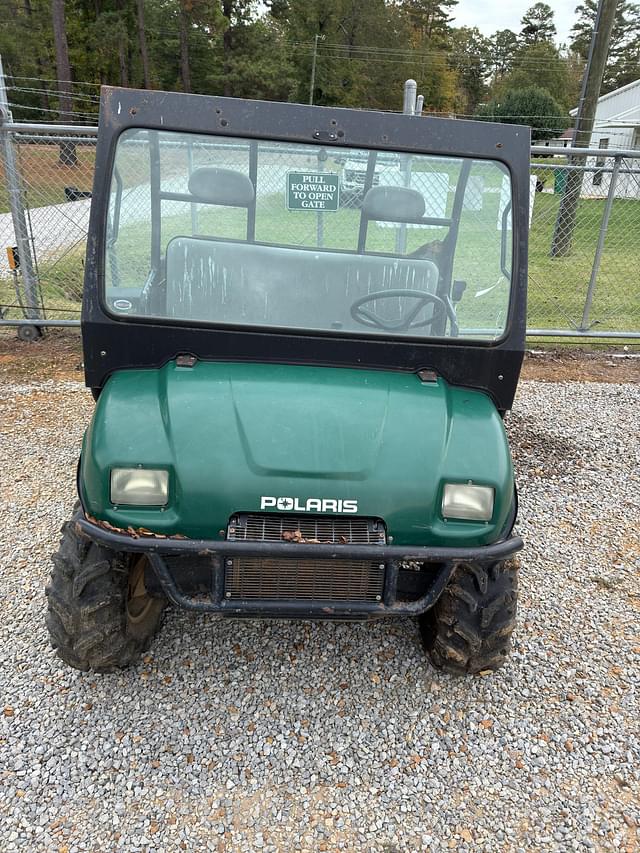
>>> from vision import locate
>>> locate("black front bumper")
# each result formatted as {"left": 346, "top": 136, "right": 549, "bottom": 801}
{"left": 75, "top": 515, "right": 523, "bottom": 619}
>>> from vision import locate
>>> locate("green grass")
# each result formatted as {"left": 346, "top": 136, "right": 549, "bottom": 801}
{"left": 528, "top": 193, "right": 639, "bottom": 332}
{"left": 0, "top": 143, "right": 96, "bottom": 214}
{"left": 0, "top": 248, "right": 84, "bottom": 320}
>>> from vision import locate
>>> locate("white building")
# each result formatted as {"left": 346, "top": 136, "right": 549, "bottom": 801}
{"left": 570, "top": 78, "right": 640, "bottom": 198}
{"left": 537, "top": 128, "right": 573, "bottom": 155}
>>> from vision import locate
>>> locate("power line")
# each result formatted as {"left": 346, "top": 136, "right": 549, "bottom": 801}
{"left": 7, "top": 74, "right": 102, "bottom": 89}
{"left": 7, "top": 84, "right": 101, "bottom": 103}
{"left": 7, "top": 102, "right": 98, "bottom": 120}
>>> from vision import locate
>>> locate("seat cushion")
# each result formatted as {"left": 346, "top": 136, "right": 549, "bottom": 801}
{"left": 165, "top": 237, "right": 439, "bottom": 332}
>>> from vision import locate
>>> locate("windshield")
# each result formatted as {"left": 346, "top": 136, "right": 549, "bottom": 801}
{"left": 104, "top": 129, "right": 513, "bottom": 341}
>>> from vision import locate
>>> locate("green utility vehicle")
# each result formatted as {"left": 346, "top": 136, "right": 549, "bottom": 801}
{"left": 47, "top": 87, "right": 529, "bottom": 674}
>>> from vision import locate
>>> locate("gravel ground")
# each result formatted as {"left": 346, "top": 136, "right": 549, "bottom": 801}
{"left": 0, "top": 375, "right": 639, "bottom": 852}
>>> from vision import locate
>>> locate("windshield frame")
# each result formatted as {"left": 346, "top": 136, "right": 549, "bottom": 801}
{"left": 83, "top": 86, "right": 530, "bottom": 411}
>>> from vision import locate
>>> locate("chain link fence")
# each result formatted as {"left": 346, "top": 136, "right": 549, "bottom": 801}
{"left": 1, "top": 119, "right": 639, "bottom": 340}
{"left": 0, "top": 122, "right": 95, "bottom": 334}
{"left": 528, "top": 146, "right": 640, "bottom": 337}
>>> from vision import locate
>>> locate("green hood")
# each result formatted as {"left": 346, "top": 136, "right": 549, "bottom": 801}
{"left": 81, "top": 361, "right": 514, "bottom": 546}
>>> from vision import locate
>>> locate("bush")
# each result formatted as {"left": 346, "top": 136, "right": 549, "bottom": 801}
{"left": 475, "top": 86, "right": 570, "bottom": 141}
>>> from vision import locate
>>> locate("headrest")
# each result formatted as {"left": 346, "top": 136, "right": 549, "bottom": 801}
{"left": 362, "top": 185, "right": 426, "bottom": 221}
{"left": 187, "top": 167, "right": 255, "bottom": 206}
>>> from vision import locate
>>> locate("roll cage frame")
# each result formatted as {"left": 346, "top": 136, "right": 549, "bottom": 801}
{"left": 83, "top": 86, "right": 530, "bottom": 412}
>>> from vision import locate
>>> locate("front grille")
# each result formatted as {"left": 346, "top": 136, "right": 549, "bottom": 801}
{"left": 225, "top": 558, "right": 384, "bottom": 601}
{"left": 225, "top": 513, "right": 386, "bottom": 602}
{"left": 227, "top": 513, "right": 386, "bottom": 545}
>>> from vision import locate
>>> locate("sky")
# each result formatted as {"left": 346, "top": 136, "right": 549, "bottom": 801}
{"left": 452, "top": 0, "right": 579, "bottom": 44}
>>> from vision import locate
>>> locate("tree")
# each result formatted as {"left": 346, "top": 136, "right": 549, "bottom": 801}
{"left": 475, "top": 85, "right": 569, "bottom": 140}
{"left": 207, "top": 17, "right": 297, "bottom": 100}
{"left": 497, "top": 41, "right": 575, "bottom": 109}
{"left": 51, "top": 0, "right": 77, "bottom": 164}
{"left": 491, "top": 29, "right": 519, "bottom": 77}
{"left": 137, "top": 0, "right": 152, "bottom": 88}
{"left": 400, "top": 0, "right": 458, "bottom": 48}
{"left": 268, "top": 0, "right": 459, "bottom": 112}
{"left": 220, "top": 0, "right": 256, "bottom": 97}
{"left": 570, "top": 0, "right": 640, "bottom": 92}
{"left": 448, "top": 26, "right": 492, "bottom": 113}
{"left": 179, "top": 1, "right": 192, "bottom": 92}
{"left": 520, "top": 2, "right": 556, "bottom": 45}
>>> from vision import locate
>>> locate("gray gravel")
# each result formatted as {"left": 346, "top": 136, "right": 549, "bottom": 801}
{"left": 1, "top": 376, "right": 639, "bottom": 852}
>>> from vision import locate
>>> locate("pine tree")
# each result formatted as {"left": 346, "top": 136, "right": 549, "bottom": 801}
{"left": 570, "top": 0, "right": 640, "bottom": 92}
{"left": 491, "top": 29, "right": 519, "bottom": 77}
{"left": 448, "top": 26, "right": 491, "bottom": 113}
{"left": 520, "top": 2, "right": 556, "bottom": 45}
{"left": 400, "top": 0, "right": 458, "bottom": 48}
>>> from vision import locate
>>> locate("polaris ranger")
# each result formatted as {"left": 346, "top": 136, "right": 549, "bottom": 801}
{"left": 46, "top": 87, "right": 528, "bottom": 674}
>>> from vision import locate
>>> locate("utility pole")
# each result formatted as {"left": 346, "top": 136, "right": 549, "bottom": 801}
{"left": 309, "top": 34, "right": 320, "bottom": 106}
{"left": 550, "top": 0, "right": 618, "bottom": 257}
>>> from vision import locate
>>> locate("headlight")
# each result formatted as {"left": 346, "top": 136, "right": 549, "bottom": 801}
{"left": 442, "top": 483, "right": 494, "bottom": 521}
{"left": 110, "top": 468, "right": 169, "bottom": 506}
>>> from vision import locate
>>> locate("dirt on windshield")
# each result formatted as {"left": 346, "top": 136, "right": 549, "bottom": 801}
{"left": 0, "top": 329, "right": 638, "bottom": 384}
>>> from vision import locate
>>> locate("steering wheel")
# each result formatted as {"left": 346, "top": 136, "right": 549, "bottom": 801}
{"left": 350, "top": 288, "right": 447, "bottom": 332}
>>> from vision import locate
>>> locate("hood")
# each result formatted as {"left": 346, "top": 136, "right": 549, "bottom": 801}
{"left": 81, "top": 361, "right": 514, "bottom": 546}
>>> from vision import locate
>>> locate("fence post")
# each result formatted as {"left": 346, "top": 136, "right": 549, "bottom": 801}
{"left": 580, "top": 154, "right": 621, "bottom": 330}
{"left": 0, "top": 56, "right": 41, "bottom": 321}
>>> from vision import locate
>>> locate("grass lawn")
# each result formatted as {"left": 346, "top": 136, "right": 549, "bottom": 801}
{"left": 0, "top": 143, "right": 96, "bottom": 214}
{"left": 528, "top": 192, "right": 639, "bottom": 332}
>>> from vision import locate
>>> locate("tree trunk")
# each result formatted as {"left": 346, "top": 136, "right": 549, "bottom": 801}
{"left": 51, "top": 0, "right": 77, "bottom": 166}
{"left": 137, "top": 0, "right": 152, "bottom": 89}
{"left": 24, "top": 0, "right": 51, "bottom": 113}
{"left": 115, "top": 0, "right": 129, "bottom": 87}
{"left": 179, "top": 5, "right": 192, "bottom": 93}
{"left": 118, "top": 39, "right": 129, "bottom": 87}
{"left": 222, "top": 0, "right": 233, "bottom": 96}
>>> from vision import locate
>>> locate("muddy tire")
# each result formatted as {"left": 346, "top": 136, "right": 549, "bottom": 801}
{"left": 419, "top": 560, "right": 518, "bottom": 675}
{"left": 46, "top": 518, "right": 165, "bottom": 672}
